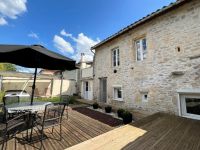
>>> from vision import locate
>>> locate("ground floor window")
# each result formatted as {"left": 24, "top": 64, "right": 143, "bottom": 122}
{"left": 113, "top": 86, "right": 123, "bottom": 101}
{"left": 180, "top": 94, "right": 200, "bottom": 120}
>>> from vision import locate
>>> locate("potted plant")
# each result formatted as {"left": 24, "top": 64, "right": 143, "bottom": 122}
{"left": 117, "top": 108, "right": 125, "bottom": 118}
{"left": 105, "top": 106, "right": 112, "bottom": 113}
{"left": 122, "top": 111, "right": 133, "bottom": 124}
{"left": 93, "top": 102, "right": 99, "bottom": 109}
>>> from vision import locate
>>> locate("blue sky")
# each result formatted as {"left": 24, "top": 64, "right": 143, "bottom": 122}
{"left": 0, "top": 0, "right": 175, "bottom": 70}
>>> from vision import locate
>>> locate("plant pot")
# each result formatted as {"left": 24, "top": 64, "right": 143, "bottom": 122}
{"left": 117, "top": 109, "right": 125, "bottom": 118}
{"left": 105, "top": 106, "right": 112, "bottom": 113}
{"left": 122, "top": 111, "right": 133, "bottom": 124}
{"left": 93, "top": 103, "right": 99, "bottom": 109}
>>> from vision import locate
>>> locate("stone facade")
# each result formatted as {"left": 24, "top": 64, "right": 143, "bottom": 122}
{"left": 93, "top": 0, "right": 200, "bottom": 115}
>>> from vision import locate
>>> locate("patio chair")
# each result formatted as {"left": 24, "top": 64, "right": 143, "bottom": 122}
{"left": 3, "top": 96, "right": 20, "bottom": 119}
{"left": 3, "top": 96, "right": 20, "bottom": 106}
{"left": 60, "top": 95, "right": 70, "bottom": 119}
{"left": 0, "top": 104, "right": 28, "bottom": 150}
{"left": 34, "top": 103, "right": 66, "bottom": 149}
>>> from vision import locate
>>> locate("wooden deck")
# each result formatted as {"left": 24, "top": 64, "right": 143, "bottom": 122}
{"left": 4, "top": 109, "right": 113, "bottom": 150}
{"left": 68, "top": 113, "right": 200, "bottom": 150}
{"left": 124, "top": 113, "right": 200, "bottom": 150}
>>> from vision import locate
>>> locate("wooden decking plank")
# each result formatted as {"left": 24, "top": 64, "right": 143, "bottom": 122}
{"left": 153, "top": 117, "right": 192, "bottom": 150}
{"left": 70, "top": 111, "right": 112, "bottom": 132}
{"left": 174, "top": 119, "right": 200, "bottom": 150}
{"left": 71, "top": 110, "right": 112, "bottom": 130}
{"left": 71, "top": 113, "right": 112, "bottom": 134}
{"left": 64, "top": 119, "right": 92, "bottom": 140}
{"left": 68, "top": 115, "right": 105, "bottom": 137}
{"left": 60, "top": 123, "right": 85, "bottom": 146}
{"left": 123, "top": 114, "right": 183, "bottom": 150}
{"left": 69, "top": 115, "right": 105, "bottom": 136}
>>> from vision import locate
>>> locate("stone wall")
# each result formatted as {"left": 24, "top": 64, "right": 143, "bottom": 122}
{"left": 93, "top": 0, "right": 200, "bottom": 115}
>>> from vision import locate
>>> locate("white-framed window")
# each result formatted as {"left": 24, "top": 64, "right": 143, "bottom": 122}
{"left": 112, "top": 48, "right": 120, "bottom": 67}
{"left": 142, "top": 93, "right": 148, "bottom": 102}
{"left": 113, "top": 86, "right": 123, "bottom": 101}
{"left": 135, "top": 38, "right": 147, "bottom": 61}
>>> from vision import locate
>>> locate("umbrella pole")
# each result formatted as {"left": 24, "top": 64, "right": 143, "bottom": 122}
{"left": 31, "top": 68, "right": 37, "bottom": 105}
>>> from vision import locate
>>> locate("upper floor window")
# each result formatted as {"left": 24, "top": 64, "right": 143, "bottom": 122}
{"left": 135, "top": 38, "right": 147, "bottom": 61}
{"left": 112, "top": 48, "right": 120, "bottom": 67}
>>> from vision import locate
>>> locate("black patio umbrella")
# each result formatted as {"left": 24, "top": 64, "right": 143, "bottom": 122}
{"left": 0, "top": 44, "right": 76, "bottom": 105}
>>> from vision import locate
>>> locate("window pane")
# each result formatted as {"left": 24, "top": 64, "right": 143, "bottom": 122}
{"left": 113, "top": 50, "right": 116, "bottom": 66}
{"left": 142, "top": 39, "right": 147, "bottom": 59}
{"left": 114, "top": 87, "right": 122, "bottom": 99}
{"left": 117, "top": 89, "right": 122, "bottom": 98}
{"left": 186, "top": 98, "right": 200, "bottom": 115}
{"left": 117, "top": 49, "right": 120, "bottom": 66}
{"left": 136, "top": 41, "right": 141, "bottom": 61}
{"left": 142, "top": 39, "right": 147, "bottom": 50}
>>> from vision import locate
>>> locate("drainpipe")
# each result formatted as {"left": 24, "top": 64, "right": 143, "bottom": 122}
{"left": 91, "top": 48, "right": 95, "bottom": 101}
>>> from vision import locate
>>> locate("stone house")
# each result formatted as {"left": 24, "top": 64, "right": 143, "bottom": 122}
{"left": 92, "top": 0, "right": 200, "bottom": 120}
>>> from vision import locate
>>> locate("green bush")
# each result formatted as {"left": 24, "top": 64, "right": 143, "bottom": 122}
{"left": 105, "top": 106, "right": 112, "bottom": 113}
{"left": 117, "top": 108, "right": 125, "bottom": 118}
{"left": 93, "top": 102, "right": 99, "bottom": 109}
{"left": 122, "top": 111, "right": 133, "bottom": 124}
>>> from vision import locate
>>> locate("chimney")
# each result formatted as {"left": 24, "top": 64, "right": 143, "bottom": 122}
{"left": 80, "top": 53, "right": 85, "bottom": 63}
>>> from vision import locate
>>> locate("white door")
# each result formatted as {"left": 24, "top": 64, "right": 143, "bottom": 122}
{"left": 180, "top": 95, "right": 200, "bottom": 120}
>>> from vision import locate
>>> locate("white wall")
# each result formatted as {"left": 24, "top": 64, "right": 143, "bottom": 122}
{"left": 51, "top": 79, "right": 76, "bottom": 97}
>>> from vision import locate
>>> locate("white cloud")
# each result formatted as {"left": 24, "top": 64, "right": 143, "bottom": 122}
{"left": 55, "top": 29, "right": 100, "bottom": 62}
{"left": 71, "top": 33, "right": 100, "bottom": 62}
{"left": 0, "top": 0, "right": 27, "bottom": 25}
{"left": 53, "top": 35, "right": 74, "bottom": 54}
{"left": 54, "top": 29, "right": 100, "bottom": 61}
{"left": 60, "top": 29, "right": 72, "bottom": 38}
{"left": 28, "top": 32, "right": 39, "bottom": 39}
{"left": 0, "top": 17, "right": 7, "bottom": 25}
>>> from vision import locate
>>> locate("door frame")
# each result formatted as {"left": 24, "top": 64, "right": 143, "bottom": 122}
{"left": 99, "top": 77, "right": 107, "bottom": 103}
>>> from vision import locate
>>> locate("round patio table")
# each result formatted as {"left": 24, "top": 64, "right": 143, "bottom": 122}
{"left": 6, "top": 102, "right": 52, "bottom": 113}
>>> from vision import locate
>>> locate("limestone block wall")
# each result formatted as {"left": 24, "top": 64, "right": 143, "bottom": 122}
{"left": 93, "top": 0, "right": 200, "bottom": 114}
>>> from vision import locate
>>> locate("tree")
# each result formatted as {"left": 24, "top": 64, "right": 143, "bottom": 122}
{"left": 0, "top": 63, "right": 17, "bottom": 71}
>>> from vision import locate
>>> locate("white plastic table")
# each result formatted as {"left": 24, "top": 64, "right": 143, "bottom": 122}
{"left": 6, "top": 102, "right": 52, "bottom": 113}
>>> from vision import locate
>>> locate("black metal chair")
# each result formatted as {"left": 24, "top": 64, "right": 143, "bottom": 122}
{"left": 0, "top": 104, "right": 28, "bottom": 150}
{"left": 60, "top": 95, "right": 70, "bottom": 119}
{"left": 3, "top": 96, "right": 20, "bottom": 106}
{"left": 3, "top": 96, "right": 20, "bottom": 119}
{"left": 34, "top": 103, "right": 66, "bottom": 149}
